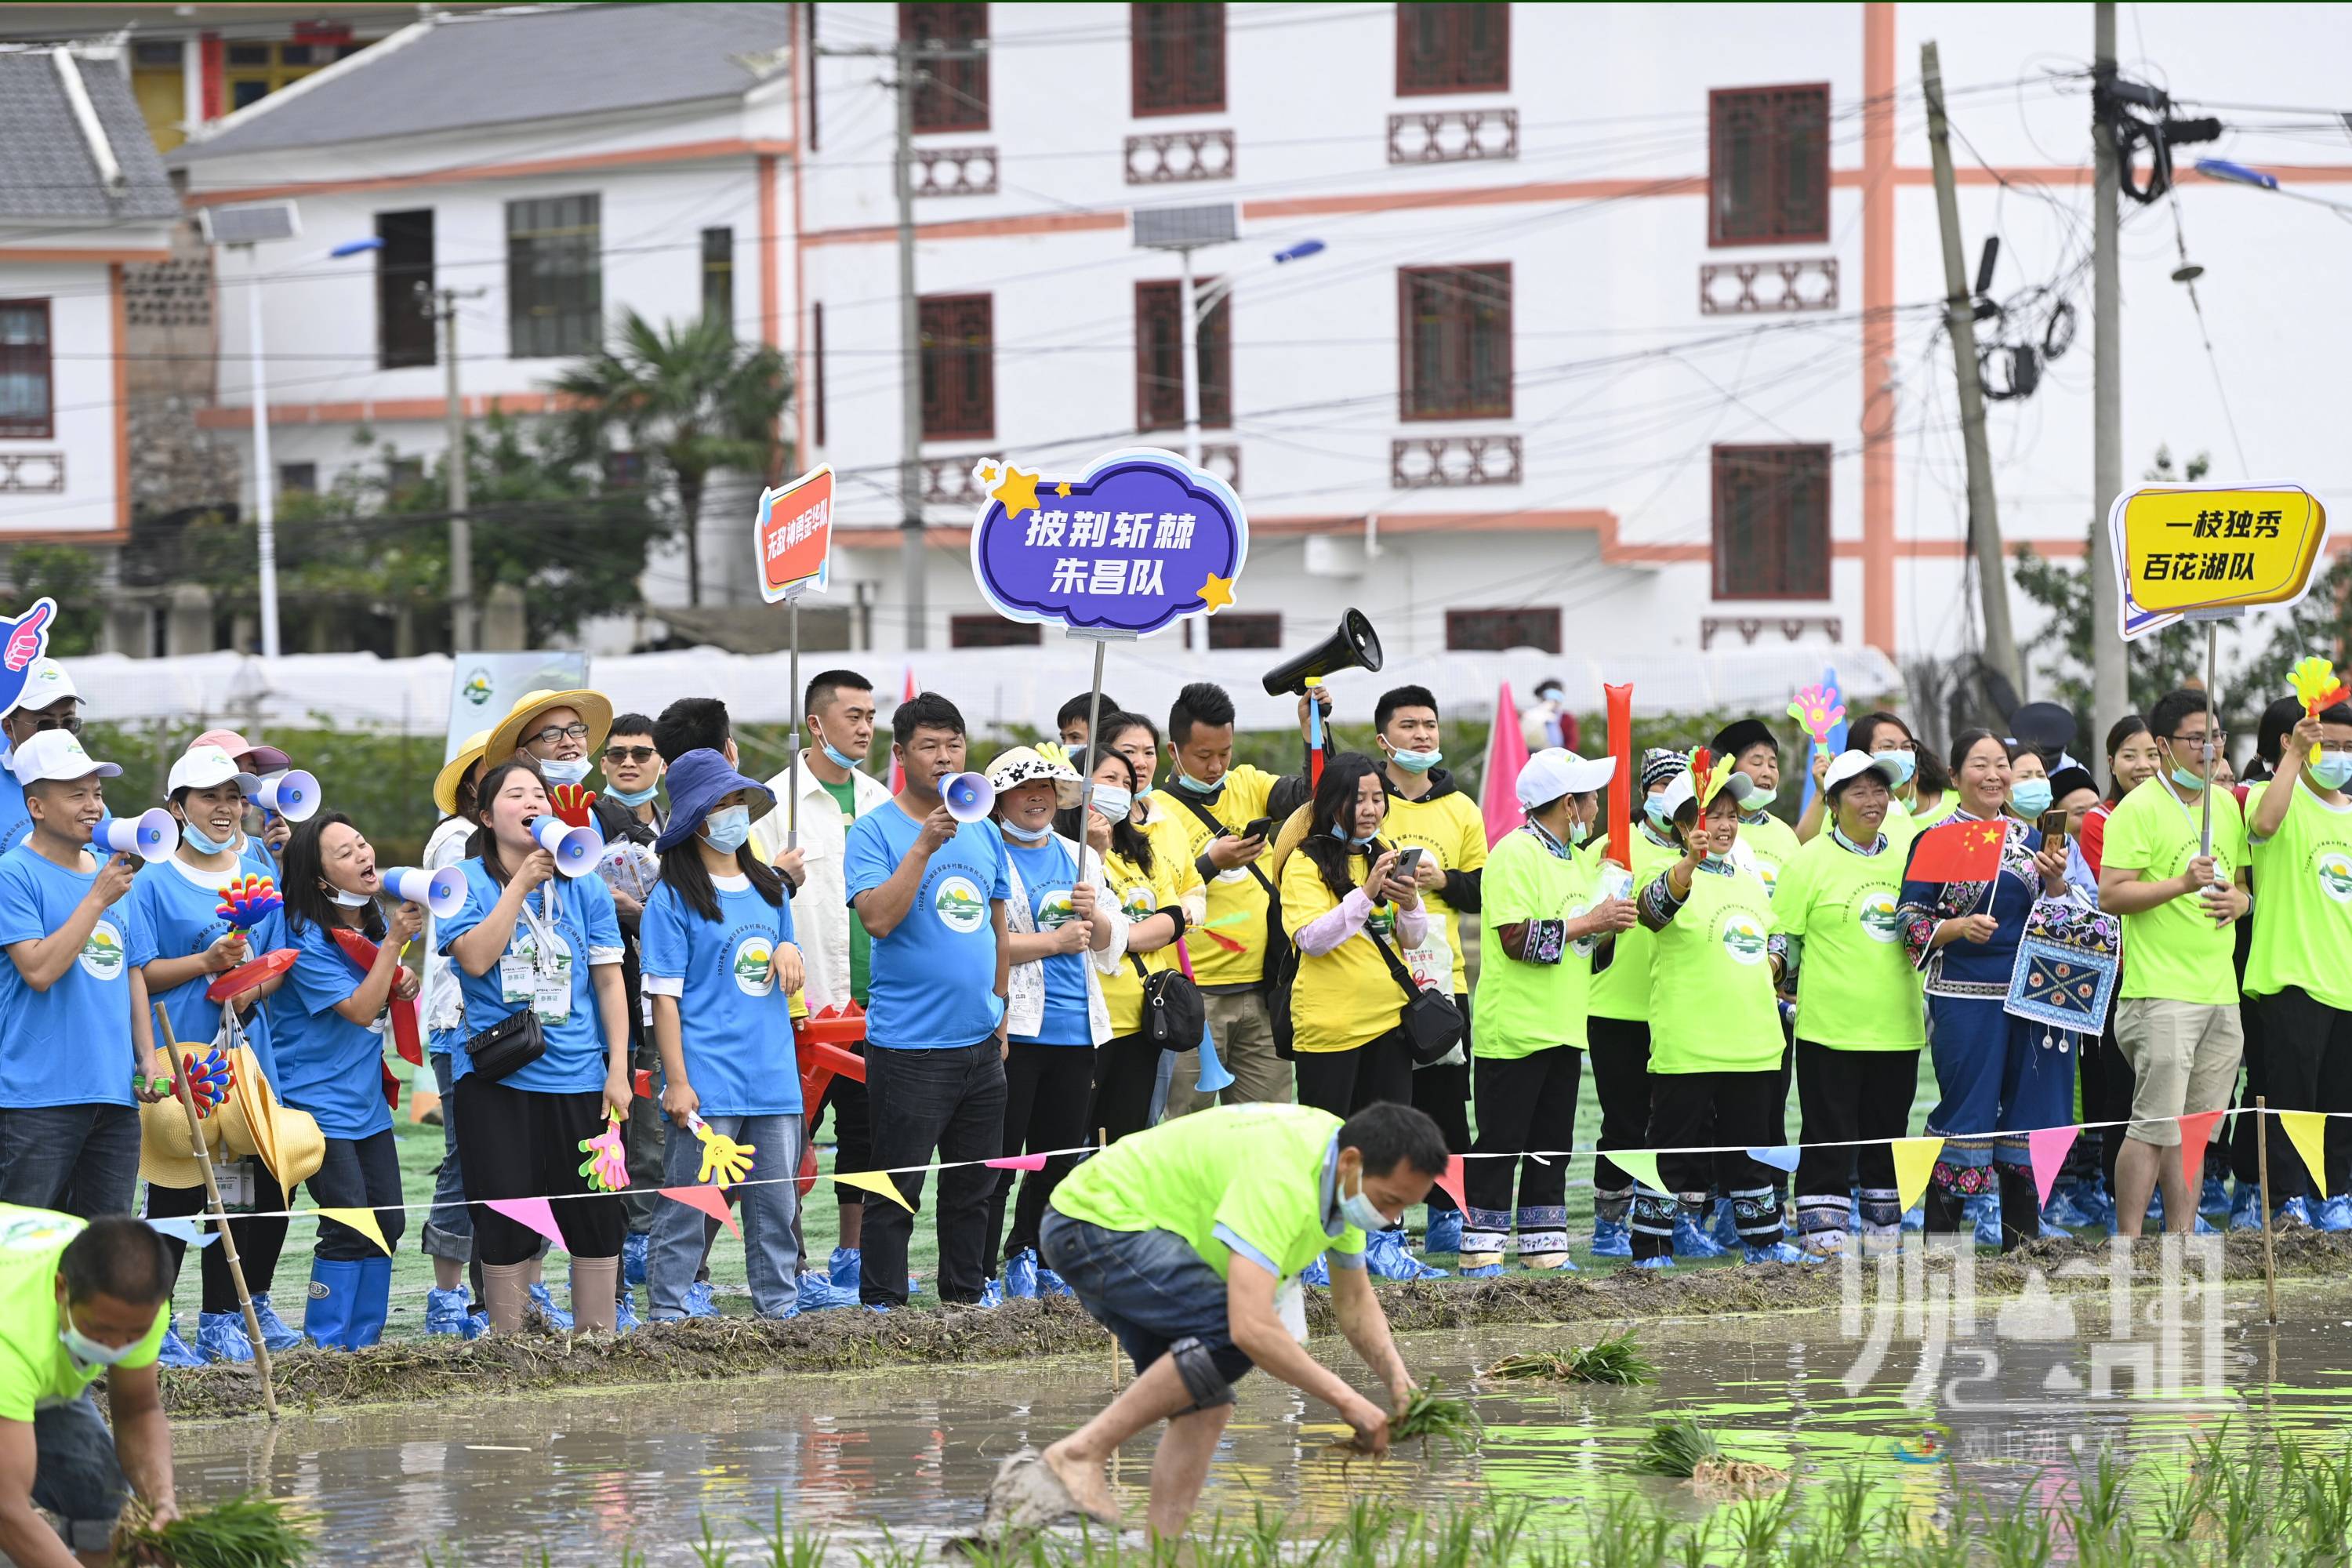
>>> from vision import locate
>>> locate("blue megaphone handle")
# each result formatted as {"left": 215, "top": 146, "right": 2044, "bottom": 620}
{"left": 1194, "top": 1018, "right": 1236, "bottom": 1094}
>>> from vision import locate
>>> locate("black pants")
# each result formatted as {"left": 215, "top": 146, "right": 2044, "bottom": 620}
{"left": 2079, "top": 1013, "right": 2134, "bottom": 1195}
{"left": 2256, "top": 988, "right": 2352, "bottom": 1201}
{"left": 1791, "top": 1040, "right": 1916, "bottom": 1241}
{"left": 305, "top": 1130, "right": 408, "bottom": 1263}
{"left": 1632, "top": 1069, "right": 1784, "bottom": 1260}
{"left": 1410, "top": 998, "right": 1472, "bottom": 1214}
{"left": 985, "top": 1042, "right": 1095, "bottom": 1265}
{"left": 862, "top": 1040, "right": 1007, "bottom": 1307}
{"left": 1293, "top": 1029, "right": 1414, "bottom": 1120}
{"left": 454, "top": 1076, "right": 625, "bottom": 1266}
{"left": 1588, "top": 1017, "right": 1651, "bottom": 1195}
{"left": 1462, "top": 1046, "right": 1581, "bottom": 1254}
{"left": 147, "top": 1163, "right": 289, "bottom": 1313}
{"left": 1087, "top": 1031, "right": 1162, "bottom": 1145}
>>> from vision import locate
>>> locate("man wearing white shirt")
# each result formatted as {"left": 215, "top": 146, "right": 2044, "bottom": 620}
{"left": 751, "top": 670, "right": 890, "bottom": 1283}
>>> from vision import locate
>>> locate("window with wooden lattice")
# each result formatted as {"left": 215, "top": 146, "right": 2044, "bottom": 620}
{"left": 1207, "top": 612, "right": 1281, "bottom": 650}
{"left": 1711, "top": 444, "right": 1831, "bottom": 599}
{"left": 920, "top": 295, "right": 996, "bottom": 441}
{"left": 1398, "top": 264, "right": 1512, "bottom": 420}
{"left": 902, "top": 3, "right": 989, "bottom": 132}
{"left": 1132, "top": 3, "right": 1224, "bottom": 114}
{"left": 1134, "top": 280, "right": 1230, "bottom": 433}
{"left": 1396, "top": 3, "right": 1508, "bottom": 95}
{"left": 952, "top": 615, "right": 1040, "bottom": 648}
{"left": 1708, "top": 84, "right": 1829, "bottom": 246}
{"left": 1446, "top": 608, "right": 1560, "bottom": 653}
{"left": 0, "top": 302, "right": 52, "bottom": 438}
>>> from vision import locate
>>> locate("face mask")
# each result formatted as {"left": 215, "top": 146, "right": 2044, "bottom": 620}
{"left": 2010, "top": 779, "right": 2052, "bottom": 818}
{"left": 59, "top": 1316, "right": 136, "bottom": 1370}
{"left": 1329, "top": 825, "right": 1376, "bottom": 850}
{"left": 1872, "top": 750, "right": 1917, "bottom": 788}
{"left": 2169, "top": 764, "right": 2209, "bottom": 792}
{"left": 1338, "top": 1171, "right": 1388, "bottom": 1233}
{"left": 819, "top": 739, "right": 863, "bottom": 770}
{"left": 1642, "top": 794, "right": 1675, "bottom": 828}
{"left": 1088, "top": 785, "right": 1134, "bottom": 822}
{"left": 539, "top": 756, "right": 591, "bottom": 787}
{"left": 1173, "top": 766, "right": 1221, "bottom": 797}
{"left": 1001, "top": 817, "right": 1053, "bottom": 844}
{"left": 1386, "top": 746, "right": 1441, "bottom": 775}
{"left": 604, "top": 782, "right": 660, "bottom": 808}
{"left": 327, "top": 886, "right": 373, "bottom": 909}
{"left": 2311, "top": 753, "right": 2352, "bottom": 791}
{"left": 1568, "top": 817, "right": 1590, "bottom": 845}
{"left": 1704, "top": 847, "right": 1731, "bottom": 865}
{"left": 181, "top": 822, "right": 234, "bottom": 856}
{"left": 700, "top": 805, "right": 751, "bottom": 855}
{"left": 1731, "top": 774, "right": 1776, "bottom": 811}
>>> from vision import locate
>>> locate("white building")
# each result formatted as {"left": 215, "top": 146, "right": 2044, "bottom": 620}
{"left": 0, "top": 45, "right": 181, "bottom": 543}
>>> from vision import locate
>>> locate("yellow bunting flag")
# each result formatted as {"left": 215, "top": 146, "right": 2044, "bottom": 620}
{"left": 1612, "top": 1150, "right": 1664, "bottom": 1196}
{"left": 1891, "top": 1138, "right": 1945, "bottom": 1214}
{"left": 2280, "top": 1111, "right": 2331, "bottom": 1200}
{"left": 833, "top": 1169, "right": 914, "bottom": 1212}
{"left": 312, "top": 1207, "right": 391, "bottom": 1256}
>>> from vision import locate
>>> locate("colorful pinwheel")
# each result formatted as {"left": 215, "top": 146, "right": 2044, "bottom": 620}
{"left": 1786, "top": 683, "right": 1846, "bottom": 754}
{"left": 215, "top": 874, "right": 282, "bottom": 931}
{"left": 690, "top": 1116, "right": 756, "bottom": 1186}
{"left": 577, "top": 1112, "right": 630, "bottom": 1192}
{"left": 183, "top": 1047, "right": 233, "bottom": 1117}
{"left": 549, "top": 783, "right": 600, "bottom": 829}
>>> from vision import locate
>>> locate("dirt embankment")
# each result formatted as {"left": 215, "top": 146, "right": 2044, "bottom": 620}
{"left": 155, "top": 1229, "right": 2352, "bottom": 1422}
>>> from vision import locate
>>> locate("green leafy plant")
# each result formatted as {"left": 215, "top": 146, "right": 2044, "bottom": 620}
{"left": 1483, "top": 1330, "right": 1658, "bottom": 1385}
{"left": 112, "top": 1492, "right": 313, "bottom": 1568}
{"left": 1630, "top": 1414, "right": 1723, "bottom": 1478}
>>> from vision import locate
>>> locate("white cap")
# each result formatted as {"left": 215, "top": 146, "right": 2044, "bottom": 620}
{"left": 167, "top": 744, "right": 260, "bottom": 796}
{"left": 12, "top": 659, "right": 77, "bottom": 713}
{"left": 1515, "top": 747, "right": 1617, "bottom": 809}
{"left": 1824, "top": 749, "right": 1900, "bottom": 795}
{"left": 1654, "top": 771, "right": 1696, "bottom": 826}
{"left": 9, "top": 729, "right": 118, "bottom": 786}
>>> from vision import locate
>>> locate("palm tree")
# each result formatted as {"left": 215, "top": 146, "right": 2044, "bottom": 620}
{"left": 549, "top": 310, "right": 791, "bottom": 606}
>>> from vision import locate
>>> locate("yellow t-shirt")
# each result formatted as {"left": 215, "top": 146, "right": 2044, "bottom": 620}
{"left": 1099, "top": 815, "right": 1206, "bottom": 1037}
{"left": 1378, "top": 782, "right": 1488, "bottom": 996}
{"left": 1279, "top": 847, "right": 1404, "bottom": 1054}
{"left": 1149, "top": 765, "right": 1279, "bottom": 987}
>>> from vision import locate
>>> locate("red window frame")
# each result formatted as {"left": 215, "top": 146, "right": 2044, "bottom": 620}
{"left": 951, "top": 615, "right": 1040, "bottom": 648}
{"left": 901, "top": 3, "right": 989, "bottom": 133}
{"left": 1397, "top": 263, "right": 1512, "bottom": 421}
{"left": 1396, "top": 3, "right": 1509, "bottom": 96}
{"left": 1445, "top": 608, "right": 1561, "bottom": 653}
{"left": 1134, "top": 279, "right": 1231, "bottom": 434}
{"left": 1206, "top": 612, "right": 1282, "bottom": 650}
{"left": 1711, "top": 443, "right": 1832, "bottom": 600}
{"left": 919, "top": 293, "right": 995, "bottom": 441}
{"left": 1708, "top": 84, "right": 1831, "bottom": 247}
{"left": 1131, "top": 2, "right": 1225, "bottom": 116}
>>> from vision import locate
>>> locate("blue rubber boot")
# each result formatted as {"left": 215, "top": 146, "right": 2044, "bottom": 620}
{"left": 195, "top": 1312, "right": 255, "bottom": 1364}
{"left": 1423, "top": 1209, "right": 1464, "bottom": 1255}
{"left": 1671, "top": 1209, "right": 1727, "bottom": 1259}
{"left": 1036, "top": 1266, "right": 1073, "bottom": 1298}
{"left": 794, "top": 1272, "right": 859, "bottom": 1311}
{"left": 349, "top": 1258, "right": 392, "bottom": 1348}
{"left": 156, "top": 1323, "right": 203, "bottom": 1367}
{"left": 680, "top": 1280, "right": 717, "bottom": 1319}
{"left": 1967, "top": 1191, "right": 2002, "bottom": 1247}
{"left": 2314, "top": 1195, "right": 2352, "bottom": 1232}
{"left": 1710, "top": 1198, "right": 1741, "bottom": 1250}
{"left": 1003, "top": 1248, "right": 1040, "bottom": 1300}
{"left": 2228, "top": 1185, "right": 2262, "bottom": 1232}
{"left": 424, "top": 1287, "right": 473, "bottom": 1336}
{"left": 248, "top": 1293, "right": 303, "bottom": 1352}
{"left": 303, "top": 1259, "right": 363, "bottom": 1350}
{"left": 829, "top": 1247, "right": 861, "bottom": 1289}
{"left": 1590, "top": 1218, "right": 1632, "bottom": 1259}
{"left": 1364, "top": 1229, "right": 1447, "bottom": 1280}
{"left": 622, "top": 1232, "right": 649, "bottom": 1287}
{"left": 613, "top": 1290, "right": 640, "bottom": 1333}
{"left": 528, "top": 1282, "right": 574, "bottom": 1331}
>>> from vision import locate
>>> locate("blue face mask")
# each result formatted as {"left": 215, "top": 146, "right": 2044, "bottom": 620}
{"left": 2311, "top": 753, "right": 2352, "bottom": 791}
{"left": 819, "top": 739, "right": 863, "bottom": 770}
{"left": 1643, "top": 793, "right": 1675, "bottom": 828}
{"left": 1329, "top": 825, "right": 1376, "bottom": 850}
{"left": 181, "top": 821, "right": 234, "bottom": 856}
{"left": 701, "top": 805, "right": 751, "bottom": 855}
{"left": 1174, "top": 766, "right": 1221, "bottom": 796}
{"left": 604, "top": 782, "right": 660, "bottom": 808}
{"left": 539, "top": 756, "right": 591, "bottom": 787}
{"left": 2010, "top": 779, "right": 2053, "bottom": 818}
{"left": 1088, "top": 785, "right": 1134, "bottom": 822}
{"left": 1001, "top": 817, "right": 1053, "bottom": 844}
{"left": 1872, "top": 750, "right": 1918, "bottom": 788}
{"left": 59, "top": 1316, "right": 136, "bottom": 1370}
{"left": 1338, "top": 1172, "right": 1388, "bottom": 1233}
{"left": 2170, "top": 765, "right": 2210, "bottom": 792}
{"left": 1386, "top": 746, "right": 1441, "bottom": 775}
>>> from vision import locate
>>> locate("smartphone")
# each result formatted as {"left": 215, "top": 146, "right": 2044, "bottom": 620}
{"left": 2038, "top": 809, "right": 2070, "bottom": 850}
{"left": 1394, "top": 846, "right": 1425, "bottom": 879}
{"left": 1240, "top": 816, "right": 1275, "bottom": 842}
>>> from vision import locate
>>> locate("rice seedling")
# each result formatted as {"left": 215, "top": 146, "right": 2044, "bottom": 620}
{"left": 112, "top": 1492, "right": 313, "bottom": 1568}
{"left": 1481, "top": 1330, "right": 1658, "bottom": 1386}
{"left": 1334, "top": 1383, "right": 1477, "bottom": 1457}
{"left": 1628, "top": 1414, "right": 1788, "bottom": 1495}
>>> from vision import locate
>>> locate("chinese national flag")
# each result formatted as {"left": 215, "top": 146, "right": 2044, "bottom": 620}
{"left": 1907, "top": 818, "right": 2005, "bottom": 883}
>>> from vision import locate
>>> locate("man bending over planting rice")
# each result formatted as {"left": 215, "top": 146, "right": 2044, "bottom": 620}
{"left": 1034, "top": 1102, "right": 1441, "bottom": 1538}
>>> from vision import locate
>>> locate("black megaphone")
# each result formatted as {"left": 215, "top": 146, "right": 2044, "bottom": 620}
{"left": 1261, "top": 608, "right": 1385, "bottom": 697}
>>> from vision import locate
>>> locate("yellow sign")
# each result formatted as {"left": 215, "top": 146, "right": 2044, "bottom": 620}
{"left": 2107, "top": 484, "right": 2329, "bottom": 640}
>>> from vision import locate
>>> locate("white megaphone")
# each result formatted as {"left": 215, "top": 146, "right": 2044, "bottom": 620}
{"left": 940, "top": 771, "right": 996, "bottom": 824}
{"left": 249, "top": 770, "right": 321, "bottom": 823}
{"left": 527, "top": 815, "right": 604, "bottom": 877}
{"left": 92, "top": 808, "right": 176, "bottom": 860}
{"left": 383, "top": 865, "right": 466, "bottom": 919}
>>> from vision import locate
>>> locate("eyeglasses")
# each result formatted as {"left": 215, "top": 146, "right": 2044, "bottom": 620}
{"left": 604, "top": 746, "right": 658, "bottom": 764}
{"left": 2169, "top": 730, "right": 2225, "bottom": 754}
{"left": 527, "top": 722, "right": 592, "bottom": 748}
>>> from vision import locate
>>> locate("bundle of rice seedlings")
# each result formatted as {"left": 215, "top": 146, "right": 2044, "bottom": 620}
{"left": 1482, "top": 1331, "right": 1657, "bottom": 1386}
{"left": 1631, "top": 1415, "right": 1787, "bottom": 1494}
{"left": 113, "top": 1492, "right": 314, "bottom": 1568}
{"left": 1332, "top": 1383, "right": 1477, "bottom": 1457}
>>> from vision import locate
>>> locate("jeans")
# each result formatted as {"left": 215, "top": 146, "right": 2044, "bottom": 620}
{"left": 861, "top": 1040, "right": 1007, "bottom": 1307}
{"left": 304, "top": 1129, "right": 408, "bottom": 1262}
{"left": 31, "top": 1395, "right": 126, "bottom": 1550}
{"left": 0, "top": 1104, "right": 139, "bottom": 1220}
{"left": 651, "top": 1112, "right": 800, "bottom": 1319}
{"left": 420, "top": 1049, "right": 472, "bottom": 1264}
{"left": 1040, "top": 1210, "right": 1252, "bottom": 1386}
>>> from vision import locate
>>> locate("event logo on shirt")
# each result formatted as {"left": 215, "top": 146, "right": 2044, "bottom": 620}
{"left": 1036, "top": 889, "right": 1077, "bottom": 928}
{"left": 731, "top": 935, "right": 776, "bottom": 996}
{"left": 1567, "top": 899, "right": 1598, "bottom": 960}
{"left": 1751, "top": 858, "right": 1782, "bottom": 895}
{"left": 1858, "top": 891, "right": 1902, "bottom": 942}
{"left": 1120, "top": 883, "right": 1154, "bottom": 920}
{"left": 0, "top": 1212, "right": 75, "bottom": 1254}
{"left": 933, "top": 875, "right": 988, "bottom": 934}
{"left": 2317, "top": 850, "right": 2352, "bottom": 904}
{"left": 1719, "top": 909, "right": 1768, "bottom": 965}
{"left": 78, "top": 921, "right": 124, "bottom": 981}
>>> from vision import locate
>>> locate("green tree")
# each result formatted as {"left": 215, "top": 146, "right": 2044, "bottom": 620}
{"left": 548, "top": 310, "right": 792, "bottom": 606}
{"left": 5, "top": 544, "right": 102, "bottom": 655}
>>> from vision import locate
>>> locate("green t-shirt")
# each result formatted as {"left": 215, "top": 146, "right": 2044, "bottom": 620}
{"left": 1646, "top": 862, "right": 1782, "bottom": 1074}
{"left": 1047, "top": 1103, "right": 1367, "bottom": 1281}
{"left": 0, "top": 1207, "right": 165, "bottom": 1424}
{"left": 1773, "top": 831, "right": 1925, "bottom": 1050}
{"left": 2103, "top": 777, "right": 2249, "bottom": 1006}
{"left": 820, "top": 777, "right": 871, "bottom": 1003}
{"left": 1882, "top": 795, "right": 1919, "bottom": 852}
{"left": 1588, "top": 826, "right": 1679, "bottom": 1022}
{"left": 1474, "top": 828, "right": 1599, "bottom": 1058}
{"left": 1738, "top": 811, "right": 1804, "bottom": 899}
{"left": 2245, "top": 779, "right": 2352, "bottom": 1011}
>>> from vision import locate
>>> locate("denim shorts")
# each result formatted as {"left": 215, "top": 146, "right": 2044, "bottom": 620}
{"left": 1039, "top": 1210, "right": 1254, "bottom": 1385}
{"left": 32, "top": 1394, "right": 127, "bottom": 1546}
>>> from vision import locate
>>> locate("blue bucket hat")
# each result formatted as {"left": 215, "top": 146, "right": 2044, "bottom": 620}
{"left": 655, "top": 748, "right": 776, "bottom": 851}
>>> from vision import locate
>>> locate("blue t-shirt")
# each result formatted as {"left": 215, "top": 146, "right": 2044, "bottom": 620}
{"left": 1007, "top": 838, "right": 1090, "bottom": 1047}
{"left": 842, "top": 804, "right": 1008, "bottom": 1050}
{"left": 0, "top": 842, "right": 158, "bottom": 1109}
{"left": 131, "top": 855, "right": 282, "bottom": 1085}
{"left": 437, "top": 860, "right": 623, "bottom": 1094}
{"left": 639, "top": 875, "right": 800, "bottom": 1117}
{"left": 270, "top": 917, "right": 393, "bottom": 1141}
{"left": 237, "top": 833, "right": 278, "bottom": 883}
{"left": 0, "top": 771, "right": 29, "bottom": 858}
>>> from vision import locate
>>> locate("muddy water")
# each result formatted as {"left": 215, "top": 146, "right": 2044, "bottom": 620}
{"left": 174, "top": 1280, "right": 2352, "bottom": 1564}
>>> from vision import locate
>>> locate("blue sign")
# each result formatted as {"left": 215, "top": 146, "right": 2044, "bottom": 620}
{"left": 968, "top": 448, "right": 1247, "bottom": 637}
{"left": 0, "top": 599, "right": 56, "bottom": 718}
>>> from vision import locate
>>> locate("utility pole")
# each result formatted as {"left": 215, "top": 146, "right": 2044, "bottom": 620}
{"left": 440, "top": 289, "right": 473, "bottom": 653}
{"left": 893, "top": 34, "right": 925, "bottom": 651}
{"left": 2089, "top": 2, "right": 2129, "bottom": 736}
{"left": 1921, "top": 40, "right": 2023, "bottom": 700}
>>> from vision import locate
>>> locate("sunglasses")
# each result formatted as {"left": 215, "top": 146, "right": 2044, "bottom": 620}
{"left": 604, "top": 746, "right": 658, "bottom": 764}
{"left": 18, "top": 713, "right": 78, "bottom": 735}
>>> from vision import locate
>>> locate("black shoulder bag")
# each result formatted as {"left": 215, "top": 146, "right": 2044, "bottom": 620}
{"left": 1126, "top": 951, "right": 1207, "bottom": 1051}
{"left": 1367, "top": 927, "right": 1466, "bottom": 1066}
{"left": 463, "top": 1006, "right": 546, "bottom": 1082}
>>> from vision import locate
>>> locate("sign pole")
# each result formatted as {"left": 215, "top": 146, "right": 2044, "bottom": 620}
{"left": 787, "top": 593, "right": 801, "bottom": 850}
{"left": 753, "top": 463, "right": 836, "bottom": 852}
{"left": 2200, "top": 616, "right": 2218, "bottom": 858}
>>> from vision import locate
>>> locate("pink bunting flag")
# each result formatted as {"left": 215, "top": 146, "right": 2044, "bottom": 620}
{"left": 484, "top": 1196, "right": 567, "bottom": 1250}
{"left": 2027, "top": 1126, "right": 2078, "bottom": 1209}
{"left": 985, "top": 1153, "right": 1051, "bottom": 1172}
{"left": 1432, "top": 1155, "right": 1466, "bottom": 1214}
{"left": 662, "top": 1183, "right": 741, "bottom": 1238}
{"left": 2178, "top": 1109, "right": 2226, "bottom": 1196}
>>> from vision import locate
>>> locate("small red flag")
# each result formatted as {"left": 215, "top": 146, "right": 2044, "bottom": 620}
{"left": 1907, "top": 818, "right": 2005, "bottom": 884}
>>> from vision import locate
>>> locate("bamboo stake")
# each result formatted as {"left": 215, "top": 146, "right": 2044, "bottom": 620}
{"left": 2254, "top": 1095, "right": 2278, "bottom": 1326}
{"left": 155, "top": 1006, "right": 278, "bottom": 1420}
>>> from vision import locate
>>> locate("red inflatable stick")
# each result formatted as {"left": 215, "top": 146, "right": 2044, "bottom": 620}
{"left": 1604, "top": 683, "right": 1634, "bottom": 871}
{"left": 329, "top": 927, "right": 422, "bottom": 1065}
{"left": 207, "top": 946, "right": 297, "bottom": 1003}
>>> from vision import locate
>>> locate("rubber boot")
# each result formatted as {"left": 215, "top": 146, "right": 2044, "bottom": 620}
{"left": 481, "top": 1260, "right": 532, "bottom": 1335}
{"left": 303, "top": 1258, "right": 363, "bottom": 1350}
{"left": 1996, "top": 1166, "right": 2042, "bottom": 1253}
{"left": 349, "top": 1257, "right": 393, "bottom": 1348}
{"left": 1922, "top": 1181, "right": 1968, "bottom": 1236}
{"left": 571, "top": 1256, "right": 620, "bottom": 1334}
